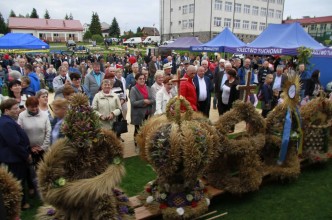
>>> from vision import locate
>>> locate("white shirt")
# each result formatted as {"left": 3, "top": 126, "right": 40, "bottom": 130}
{"left": 220, "top": 73, "right": 228, "bottom": 91}
{"left": 272, "top": 75, "right": 282, "bottom": 91}
{"left": 198, "top": 76, "right": 207, "bottom": 101}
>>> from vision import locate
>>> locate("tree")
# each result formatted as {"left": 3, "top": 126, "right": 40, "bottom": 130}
{"left": 0, "top": 13, "right": 8, "bottom": 34}
{"left": 9, "top": 10, "right": 16, "bottom": 17}
{"left": 136, "top": 26, "right": 142, "bottom": 34}
{"left": 18, "top": 14, "right": 25, "bottom": 18}
{"left": 65, "top": 14, "right": 69, "bottom": 20}
{"left": 91, "top": 34, "right": 104, "bottom": 44}
{"left": 83, "top": 30, "right": 92, "bottom": 41}
{"left": 30, "top": 8, "right": 39, "bottom": 18}
{"left": 44, "top": 9, "right": 50, "bottom": 19}
{"left": 89, "top": 12, "right": 102, "bottom": 36}
{"left": 109, "top": 17, "right": 120, "bottom": 38}
{"left": 69, "top": 13, "right": 73, "bottom": 20}
{"left": 128, "top": 29, "right": 134, "bottom": 38}
{"left": 25, "top": 13, "right": 30, "bottom": 18}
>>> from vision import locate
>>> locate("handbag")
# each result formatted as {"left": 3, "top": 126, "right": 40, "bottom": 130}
{"left": 113, "top": 114, "right": 128, "bottom": 134}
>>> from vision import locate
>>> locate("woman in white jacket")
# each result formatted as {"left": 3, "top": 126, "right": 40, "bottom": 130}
{"left": 92, "top": 79, "right": 122, "bottom": 130}
{"left": 155, "top": 76, "right": 173, "bottom": 115}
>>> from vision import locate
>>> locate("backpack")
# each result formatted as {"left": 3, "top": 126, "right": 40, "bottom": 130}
{"left": 257, "top": 89, "right": 264, "bottom": 101}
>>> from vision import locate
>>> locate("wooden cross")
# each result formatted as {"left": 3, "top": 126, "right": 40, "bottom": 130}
{"left": 237, "top": 71, "right": 257, "bottom": 102}
{"left": 170, "top": 69, "right": 187, "bottom": 98}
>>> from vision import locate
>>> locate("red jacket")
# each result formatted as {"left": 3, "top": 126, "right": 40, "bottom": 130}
{"left": 180, "top": 74, "right": 197, "bottom": 111}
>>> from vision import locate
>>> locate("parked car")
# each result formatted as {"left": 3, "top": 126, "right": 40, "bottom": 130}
{"left": 143, "top": 36, "right": 161, "bottom": 46}
{"left": 123, "top": 37, "right": 142, "bottom": 47}
{"left": 162, "top": 40, "right": 175, "bottom": 45}
{"left": 66, "top": 40, "right": 76, "bottom": 48}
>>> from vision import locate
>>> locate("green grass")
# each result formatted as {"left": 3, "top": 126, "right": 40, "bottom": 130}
{"left": 20, "top": 157, "right": 332, "bottom": 220}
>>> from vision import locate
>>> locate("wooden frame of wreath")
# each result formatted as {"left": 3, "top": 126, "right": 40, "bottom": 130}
{"left": 206, "top": 101, "right": 266, "bottom": 194}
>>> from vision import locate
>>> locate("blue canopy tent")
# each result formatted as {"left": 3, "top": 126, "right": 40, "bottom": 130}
{"left": 232, "top": 23, "right": 325, "bottom": 56}
{"left": 190, "top": 27, "right": 246, "bottom": 52}
{"left": 159, "top": 37, "right": 202, "bottom": 50}
{"left": 0, "top": 33, "right": 49, "bottom": 49}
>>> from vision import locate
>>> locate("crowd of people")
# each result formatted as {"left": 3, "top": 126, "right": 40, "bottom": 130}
{"left": 0, "top": 50, "right": 330, "bottom": 213}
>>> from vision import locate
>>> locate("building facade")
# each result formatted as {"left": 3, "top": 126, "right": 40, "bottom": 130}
{"left": 8, "top": 17, "right": 83, "bottom": 42}
{"left": 160, "top": 0, "right": 285, "bottom": 43}
{"left": 283, "top": 16, "right": 332, "bottom": 45}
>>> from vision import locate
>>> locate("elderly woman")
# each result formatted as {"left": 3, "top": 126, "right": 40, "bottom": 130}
{"left": 130, "top": 73, "right": 155, "bottom": 151}
{"left": 92, "top": 79, "right": 122, "bottom": 130}
{"left": 155, "top": 76, "right": 173, "bottom": 115}
{"left": 18, "top": 96, "right": 51, "bottom": 162}
{"left": 150, "top": 70, "right": 164, "bottom": 99}
{"left": 36, "top": 89, "right": 53, "bottom": 121}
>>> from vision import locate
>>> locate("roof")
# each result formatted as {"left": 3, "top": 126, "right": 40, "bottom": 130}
{"left": 101, "top": 22, "right": 110, "bottom": 31}
{"left": 160, "top": 37, "right": 202, "bottom": 50}
{"left": 283, "top": 16, "right": 332, "bottom": 25}
{"left": 8, "top": 17, "right": 83, "bottom": 31}
{"left": 190, "top": 27, "right": 245, "bottom": 52}
{"left": 232, "top": 23, "right": 325, "bottom": 56}
{"left": 0, "top": 33, "right": 49, "bottom": 49}
{"left": 141, "top": 27, "right": 160, "bottom": 36}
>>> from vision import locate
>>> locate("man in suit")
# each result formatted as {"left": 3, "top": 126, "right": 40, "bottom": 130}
{"left": 272, "top": 65, "right": 288, "bottom": 98}
{"left": 148, "top": 56, "right": 157, "bottom": 84}
{"left": 84, "top": 62, "right": 105, "bottom": 104}
{"left": 194, "top": 66, "right": 213, "bottom": 118}
{"left": 11, "top": 58, "right": 26, "bottom": 76}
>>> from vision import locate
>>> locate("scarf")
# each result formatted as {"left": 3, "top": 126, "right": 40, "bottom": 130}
{"left": 135, "top": 83, "right": 148, "bottom": 99}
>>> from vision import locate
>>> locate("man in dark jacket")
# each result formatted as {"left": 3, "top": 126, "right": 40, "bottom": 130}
{"left": 0, "top": 98, "right": 31, "bottom": 209}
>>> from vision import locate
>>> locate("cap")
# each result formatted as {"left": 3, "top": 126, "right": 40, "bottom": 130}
{"left": 163, "top": 63, "right": 172, "bottom": 69}
{"left": 219, "top": 59, "right": 226, "bottom": 63}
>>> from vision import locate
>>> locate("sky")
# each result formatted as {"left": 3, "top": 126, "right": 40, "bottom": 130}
{"left": 1, "top": 0, "right": 332, "bottom": 33}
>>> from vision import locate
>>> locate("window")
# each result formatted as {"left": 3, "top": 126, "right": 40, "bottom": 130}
{"left": 225, "top": 2, "right": 232, "bottom": 12}
{"left": 252, "top": 6, "right": 259, "bottom": 16}
{"left": 243, "top": 20, "right": 249, "bottom": 29}
{"left": 188, "top": 19, "right": 194, "bottom": 28}
{"left": 170, "top": 22, "right": 173, "bottom": 26}
{"left": 234, "top": 19, "right": 241, "bottom": 29}
{"left": 215, "top": 0, "right": 222, "bottom": 10}
{"left": 244, "top": 5, "right": 250, "bottom": 14}
{"left": 276, "top": 10, "right": 282, "bottom": 19}
{"left": 235, "top": 3, "right": 241, "bottom": 13}
{"left": 277, "top": 0, "right": 283, "bottom": 4}
{"left": 260, "top": 8, "right": 267, "bottom": 17}
{"left": 224, "top": 18, "right": 232, "bottom": 28}
{"left": 182, "top": 20, "right": 188, "bottom": 29}
{"left": 320, "top": 24, "right": 327, "bottom": 30}
{"left": 178, "top": 21, "right": 181, "bottom": 25}
{"left": 214, "top": 17, "right": 222, "bottom": 26}
{"left": 262, "top": 0, "right": 267, "bottom": 2}
{"left": 182, "top": 5, "right": 188, "bottom": 14}
{"left": 179, "top": 6, "right": 181, "bottom": 10}
{"left": 251, "top": 21, "right": 258, "bottom": 30}
{"left": 310, "top": 24, "right": 317, "bottom": 31}
{"left": 268, "top": 9, "right": 274, "bottom": 18}
{"left": 259, "top": 22, "right": 266, "bottom": 31}
{"left": 189, "top": 4, "right": 194, "bottom": 13}
{"left": 170, "top": 8, "right": 173, "bottom": 12}
{"left": 53, "top": 33, "right": 59, "bottom": 37}
{"left": 269, "top": 0, "right": 275, "bottom": 3}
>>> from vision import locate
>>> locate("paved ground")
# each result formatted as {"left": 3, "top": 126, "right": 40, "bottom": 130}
{"left": 48, "top": 92, "right": 250, "bottom": 158}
